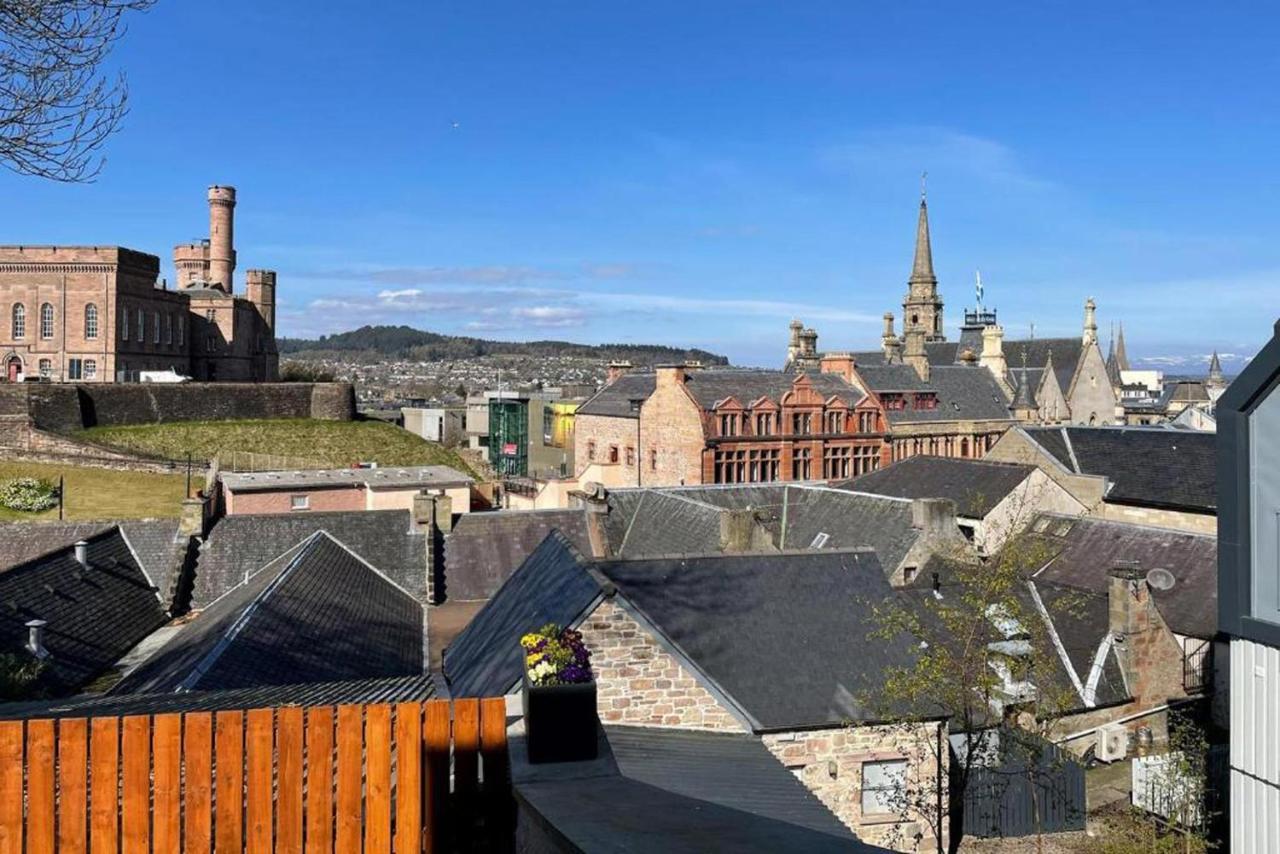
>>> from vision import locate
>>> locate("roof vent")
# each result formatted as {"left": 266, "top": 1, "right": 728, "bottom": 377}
{"left": 74, "top": 540, "right": 89, "bottom": 569}
{"left": 1146, "top": 568, "right": 1176, "bottom": 591}
{"left": 26, "top": 619, "right": 49, "bottom": 659}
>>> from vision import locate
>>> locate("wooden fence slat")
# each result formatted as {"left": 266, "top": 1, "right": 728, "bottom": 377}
{"left": 57, "top": 718, "right": 89, "bottom": 852}
{"left": 453, "top": 698, "right": 481, "bottom": 794}
{"left": 394, "top": 703, "right": 422, "bottom": 854}
{"left": 365, "top": 704, "right": 393, "bottom": 854}
{"left": 480, "top": 697, "right": 511, "bottom": 847}
{"left": 245, "top": 708, "right": 275, "bottom": 854}
{"left": 0, "top": 721, "right": 21, "bottom": 854}
{"left": 88, "top": 717, "right": 119, "bottom": 854}
{"left": 26, "top": 719, "right": 55, "bottom": 854}
{"left": 184, "top": 713, "right": 214, "bottom": 854}
{"left": 423, "top": 700, "right": 451, "bottom": 854}
{"left": 120, "top": 715, "right": 151, "bottom": 852}
{"left": 305, "top": 707, "right": 335, "bottom": 854}
{"left": 152, "top": 713, "right": 183, "bottom": 853}
{"left": 276, "top": 707, "right": 304, "bottom": 854}
{"left": 335, "top": 705, "right": 364, "bottom": 853}
{"left": 214, "top": 711, "right": 244, "bottom": 853}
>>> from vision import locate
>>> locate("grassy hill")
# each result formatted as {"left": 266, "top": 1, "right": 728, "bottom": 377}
{"left": 278, "top": 324, "right": 729, "bottom": 366}
{"left": 80, "top": 419, "right": 477, "bottom": 476}
{"left": 0, "top": 462, "right": 197, "bottom": 522}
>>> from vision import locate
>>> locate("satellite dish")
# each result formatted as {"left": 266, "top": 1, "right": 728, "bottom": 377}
{"left": 1146, "top": 568, "right": 1176, "bottom": 591}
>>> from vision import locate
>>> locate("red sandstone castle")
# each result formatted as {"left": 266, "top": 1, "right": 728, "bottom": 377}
{"left": 0, "top": 185, "right": 278, "bottom": 383}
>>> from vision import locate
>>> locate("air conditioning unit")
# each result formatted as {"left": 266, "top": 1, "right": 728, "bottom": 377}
{"left": 1098, "top": 723, "right": 1129, "bottom": 763}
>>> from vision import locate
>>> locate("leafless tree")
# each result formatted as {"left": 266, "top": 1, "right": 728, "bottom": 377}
{"left": 0, "top": 0, "right": 156, "bottom": 182}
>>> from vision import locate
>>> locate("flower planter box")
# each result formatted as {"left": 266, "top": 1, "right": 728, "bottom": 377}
{"left": 521, "top": 673, "right": 598, "bottom": 764}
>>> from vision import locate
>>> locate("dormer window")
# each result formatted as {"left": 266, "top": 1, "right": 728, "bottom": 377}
{"left": 913, "top": 393, "right": 939, "bottom": 411}
{"left": 755, "top": 412, "right": 774, "bottom": 435}
{"left": 791, "top": 412, "right": 812, "bottom": 435}
{"left": 719, "top": 413, "right": 739, "bottom": 436}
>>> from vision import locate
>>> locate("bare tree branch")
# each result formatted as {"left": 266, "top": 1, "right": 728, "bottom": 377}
{"left": 0, "top": 0, "right": 156, "bottom": 182}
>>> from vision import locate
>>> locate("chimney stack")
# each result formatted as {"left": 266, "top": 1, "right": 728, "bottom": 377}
{"left": 819, "top": 353, "right": 856, "bottom": 384}
{"left": 605, "top": 361, "right": 633, "bottom": 385}
{"left": 655, "top": 364, "right": 688, "bottom": 388}
{"left": 74, "top": 540, "right": 89, "bottom": 570}
{"left": 911, "top": 498, "right": 958, "bottom": 538}
{"left": 903, "top": 328, "right": 930, "bottom": 381}
{"left": 719, "top": 508, "right": 759, "bottom": 553}
{"left": 25, "top": 619, "right": 49, "bottom": 659}
{"left": 980, "top": 324, "right": 1007, "bottom": 380}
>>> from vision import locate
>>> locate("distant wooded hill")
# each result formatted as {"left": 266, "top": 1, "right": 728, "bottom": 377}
{"left": 278, "top": 325, "right": 730, "bottom": 365}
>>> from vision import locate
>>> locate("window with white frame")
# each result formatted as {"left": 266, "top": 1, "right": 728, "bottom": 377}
{"left": 11, "top": 303, "right": 24, "bottom": 339}
{"left": 84, "top": 304, "right": 98, "bottom": 339}
{"left": 39, "top": 303, "right": 54, "bottom": 339}
{"left": 290, "top": 494, "right": 310, "bottom": 511}
{"left": 860, "top": 759, "right": 907, "bottom": 815}
{"left": 38, "top": 359, "right": 52, "bottom": 378}
{"left": 84, "top": 359, "right": 97, "bottom": 380}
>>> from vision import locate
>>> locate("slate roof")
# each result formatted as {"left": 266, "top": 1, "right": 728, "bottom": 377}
{"left": 603, "top": 484, "right": 924, "bottom": 573}
{"left": 1009, "top": 366, "right": 1047, "bottom": 406}
{"left": 1159, "top": 380, "right": 1211, "bottom": 407}
{"left": 115, "top": 532, "right": 424, "bottom": 694}
{"left": 1021, "top": 426, "right": 1217, "bottom": 513}
{"left": 444, "top": 508, "right": 593, "bottom": 600}
{"left": 0, "top": 528, "right": 169, "bottom": 694}
{"left": 222, "top": 464, "right": 472, "bottom": 493}
{"left": 855, "top": 364, "right": 1015, "bottom": 424}
{"left": 600, "top": 549, "right": 918, "bottom": 728}
{"left": 1003, "top": 338, "right": 1083, "bottom": 396}
{"left": 0, "top": 673, "right": 435, "bottom": 720}
{"left": 1028, "top": 513, "right": 1218, "bottom": 637}
{"left": 577, "top": 369, "right": 863, "bottom": 418}
{"left": 0, "top": 519, "right": 185, "bottom": 608}
{"left": 193, "top": 509, "right": 426, "bottom": 606}
{"left": 839, "top": 457, "right": 1036, "bottom": 518}
{"left": 511, "top": 725, "right": 874, "bottom": 853}
{"left": 443, "top": 532, "right": 599, "bottom": 699}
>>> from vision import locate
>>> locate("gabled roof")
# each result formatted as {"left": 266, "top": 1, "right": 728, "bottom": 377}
{"left": 0, "top": 519, "right": 185, "bottom": 608}
{"left": 193, "top": 509, "right": 426, "bottom": 606}
{"left": 0, "top": 528, "right": 169, "bottom": 694}
{"left": 600, "top": 548, "right": 914, "bottom": 729}
{"left": 1021, "top": 426, "right": 1216, "bottom": 513}
{"left": 115, "top": 532, "right": 424, "bottom": 695}
{"left": 443, "top": 532, "right": 599, "bottom": 699}
{"left": 0, "top": 673, "right": 435, "bottom": 720}
{"left": 604, "top": 489, "right": 732, "bottom": 558}
{"left": 855, "top": 364, "right": 1015, "bottom": 424}
{"left": 838, "top": 457, "right": 1037, "bottom": 518}
{"left": 577, "top": 369, "right": 863, "bottom": 418}
{"left": 1028, "top": 513, "right": 1218, "bottom": 638}
{"left": 511, "top": 726, "right": 873, "bottom": 853}
{"left": 1003, "top": 338, "right": 1084, "bottom": 397}
{"left": 444, "top": 508, "right": 593, "bottom": 600}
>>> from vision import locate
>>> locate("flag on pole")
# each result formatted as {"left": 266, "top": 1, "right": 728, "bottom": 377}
{"left": 975, "top": 270, "right": 984, "bottom": 307}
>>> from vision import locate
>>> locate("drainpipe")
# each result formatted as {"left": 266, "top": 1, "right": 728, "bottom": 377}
{"left": 636, "top": 415, "right": 641, "bottom": 487}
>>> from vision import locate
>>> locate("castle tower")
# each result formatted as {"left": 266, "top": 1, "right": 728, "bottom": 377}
{"left": 207, "top": 185, "right": 237, "bottom": 292}
{"left": 173, "top": 239, "right": 210, "bottom": 288}
{"left": 1082, "top": 297, "right": 1098, "bottom": 346}
{"left": 902, "top": 191, "right": 945, "bottom": 343}
{"left": 786, "top": 318, "right": 804, "bottom": 366}
{"left": 246, "top": 269, "right": 277, "bottom": 330}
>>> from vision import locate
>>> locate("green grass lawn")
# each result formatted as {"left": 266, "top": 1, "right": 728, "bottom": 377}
{"left": 79, "top": 418, "right": 476, "bottom": 476}
{"left": 0, "top": 461, "right": 197, "bottom": 522}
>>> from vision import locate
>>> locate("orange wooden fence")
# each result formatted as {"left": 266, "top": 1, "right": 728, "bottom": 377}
{"left": 0, "top": 697, "right": 510, "bottom": 854}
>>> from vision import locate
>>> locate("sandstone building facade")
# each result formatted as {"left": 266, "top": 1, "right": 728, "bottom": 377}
{"left": 0, "top": 185, "right": 278, "bottom": 384}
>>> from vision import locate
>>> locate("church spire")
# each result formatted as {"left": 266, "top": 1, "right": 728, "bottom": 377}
{"left": 1208, "top": 351, "right": 1226, "bottom": 390}
{"left": 1114, "top": 322, "right": 1130, "bottom": 371}
{"left": 910, "top": 193, "right": 936, "bottom": 285}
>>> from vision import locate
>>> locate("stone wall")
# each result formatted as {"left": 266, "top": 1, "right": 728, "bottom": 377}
{"left": 762, "top": 721, "right": 948, "bottom": 853}
{"left": 572, "top": 413, "right": 642, "bottom": 485}
{"left": 579, "top": 599, "right": 746, "bottom": 732}
{"left": 637, "top": 368, "right": 707, "bottom": 486}
{"left": 4, "top": 381, "right": 355, "bottom": 432}
{"left": 1099, "top": 501, "right": 1216, "bottom": 535}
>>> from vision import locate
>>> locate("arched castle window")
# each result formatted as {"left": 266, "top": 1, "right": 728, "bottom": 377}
{"left": 84, "top": 304, "right": 99, "bottom": 339}
{"left": 39, "top": 303, "right": 54, "bottom": 339}
{"left": 11, "top": 304, "right": 25, "bottom": 339}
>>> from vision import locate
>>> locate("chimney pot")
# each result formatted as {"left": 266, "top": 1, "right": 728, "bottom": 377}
{"left": 25, "top": 619, "right": 49, "bottom": 659}
{"left": 73, "top": 540, "right": 89, "bottom": 569}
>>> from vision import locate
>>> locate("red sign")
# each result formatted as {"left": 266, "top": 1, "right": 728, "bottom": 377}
{"left": 502, "top": 443, "right": 518, "bottom": 456}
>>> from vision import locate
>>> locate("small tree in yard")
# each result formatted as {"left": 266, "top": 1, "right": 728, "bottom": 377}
{"left": 864, "top": 488, "right": 1087, "bottom": 854}
{"left": 0, "top": 652, "right": 46, "bottom": 701}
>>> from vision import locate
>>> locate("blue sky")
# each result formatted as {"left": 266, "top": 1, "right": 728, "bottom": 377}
{"left": 2, "top": 2, "right": 1277, "bottom": 369}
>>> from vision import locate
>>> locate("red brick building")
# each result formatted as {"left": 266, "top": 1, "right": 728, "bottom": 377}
{"left": 574, "top": 360, "right": 890, "bottom": 487}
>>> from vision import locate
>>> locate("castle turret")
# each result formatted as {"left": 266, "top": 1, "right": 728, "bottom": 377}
{"left": 173, "top": 239, "right": 210, "bottom": 288}
{"left": 1082, "top": 297, "right": 1098, "bottom": 347}
{"left": 245, "top": 269, "right": 277, "bottom": 331}
{"left": 786, "top": 318, "right": 804, "bottom": 366}
{"left": 208, "top": 185, "right": 237, "bottom": 292}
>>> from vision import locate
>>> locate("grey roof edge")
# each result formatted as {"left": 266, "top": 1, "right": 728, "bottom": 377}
{"left": 115, "top": 526, "right": 167, "bottom": 606}
{"left": 316, "top": 529, "right": 423, "bottom": 604}
{"left": 1031, "top": 511, "right": 1217, "bottom": 541}
{"left": 1011, "top": 425, "right": 1091, "bottom": 480}
{"left": 608, "top": 545, "right": 882, "bottom": 564}
{"left": 0, "top": 524, "right": 122, "bottom": 578}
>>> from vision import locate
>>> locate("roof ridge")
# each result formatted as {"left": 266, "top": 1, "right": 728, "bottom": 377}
{"left": 314, "top": 530, "right": 422, "bottom": 603}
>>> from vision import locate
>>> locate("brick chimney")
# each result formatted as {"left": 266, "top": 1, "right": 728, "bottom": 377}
{"left": 414, "top": 492, "right": 454, "bottom": 605}
{"left": 719, "top": 508, "right": 759, "bottom": 552}
{"left": 655, "top": 364, "right": 688, "bottom": 389}
{"left": 606, "top": 361, "right": 633, "bottom": 385}
{"left": 981, "top": 324, "right": 1007, "bottom": 380}
{"left": 911, "top": 498, "right": 958, "bottom": 538}
{"left": 1108, "top": 565, "right": 1178, "bottom": 705}
{"left": 819, "top": 353, "right": 856, "bottom": 384}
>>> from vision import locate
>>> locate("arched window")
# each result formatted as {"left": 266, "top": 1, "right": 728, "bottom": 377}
{"left": 153, "top": 311, "right": 160, "bottom": 344}
{"left": 84, "top": 303, "right": 99, "bottom": 339}
{"left": 178, "top": 315, "right": 185, "bottom": 347}
{"left": 39, "top": 303, "right": 54, "bottom": 339}
{"left": 11, "top": 304, "right": 25, "bottom": 339}
{"left": 121, "top": 305, "right": 129, "bottom": 340}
